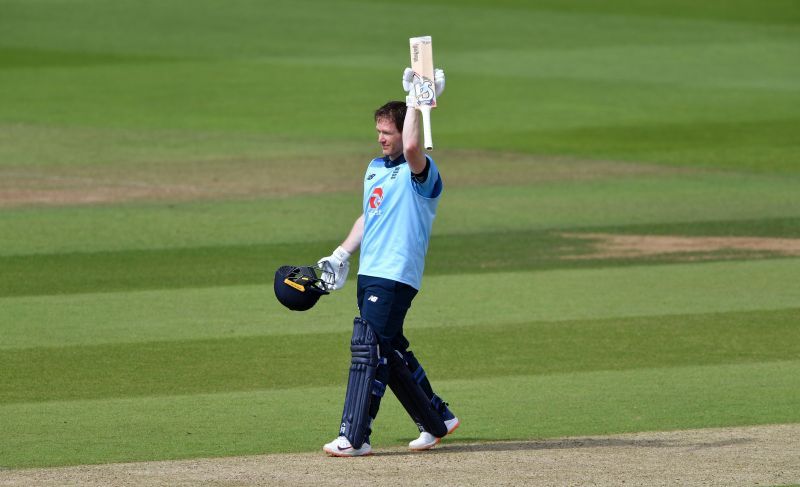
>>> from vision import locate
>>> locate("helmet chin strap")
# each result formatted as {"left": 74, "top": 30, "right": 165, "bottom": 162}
{"left": 317, "top": 262, "right": 336, "bottom": 291}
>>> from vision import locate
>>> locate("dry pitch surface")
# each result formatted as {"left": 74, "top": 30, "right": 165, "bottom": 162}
{"left": 2, "top": 424, "right": 798, "bottom": 486}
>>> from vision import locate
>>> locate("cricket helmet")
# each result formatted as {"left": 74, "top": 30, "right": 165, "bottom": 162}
{"left": 274, "top": 265, "right": 330, "bottom": 311}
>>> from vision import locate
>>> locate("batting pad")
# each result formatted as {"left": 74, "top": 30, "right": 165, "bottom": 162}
{"left": 339, "top": 317, "right": 380, "bottom": 449}
{"left": 388, "top": 350, "right": 448, "bottom": 438}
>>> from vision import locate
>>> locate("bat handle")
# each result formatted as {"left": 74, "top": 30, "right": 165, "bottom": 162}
{"left": 419, "top": 105, "right": 433, "bottom": 151}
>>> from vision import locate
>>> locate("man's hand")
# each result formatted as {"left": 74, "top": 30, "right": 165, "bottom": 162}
{"left": 433, "top": 68, "right": 445, "bottom": 97}
{"left": 403, "top": 67, "right": 445, "bottom": 107}
{"left": 317, "top": 246, "right": 351, "bottom": 291}
{"left": 402, "top": 67, "right": 415, "bottom": 93}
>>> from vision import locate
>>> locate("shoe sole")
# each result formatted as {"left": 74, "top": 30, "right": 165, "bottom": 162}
{"left": 323, "top": 447, "right": 373, "bottom": 457}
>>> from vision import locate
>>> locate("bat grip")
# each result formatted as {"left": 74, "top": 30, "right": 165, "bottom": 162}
{"left": 419, "top": 105, "right": 433, "bottom": 151}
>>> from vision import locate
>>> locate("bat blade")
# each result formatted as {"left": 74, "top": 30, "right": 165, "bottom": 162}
{"left": 409, "top": 35, "right": 436, "bottom": 150}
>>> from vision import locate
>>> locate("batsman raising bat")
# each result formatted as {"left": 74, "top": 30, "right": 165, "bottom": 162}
{"left": 319, "top": 45, "right": 456, "bottom": 457}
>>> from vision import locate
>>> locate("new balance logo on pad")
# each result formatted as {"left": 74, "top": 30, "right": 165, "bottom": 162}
{"left": 368, "top": 295, "right": 379, "bottom": 303}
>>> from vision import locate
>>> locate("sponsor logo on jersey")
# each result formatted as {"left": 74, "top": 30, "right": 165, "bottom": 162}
{"left": 368, "top": 187, "right": 383, "bottom": 213}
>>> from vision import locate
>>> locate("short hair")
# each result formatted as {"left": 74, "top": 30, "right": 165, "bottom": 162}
{"left": 374, "top": 101, "right": 406, "bottom": 132}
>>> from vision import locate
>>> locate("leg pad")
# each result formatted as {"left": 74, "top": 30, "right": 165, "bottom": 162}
{"left": 339, "top": 317, "right": 380, "bottom": 448}
{"left": 387, "top": 350, "right": 447, "bottom": 438}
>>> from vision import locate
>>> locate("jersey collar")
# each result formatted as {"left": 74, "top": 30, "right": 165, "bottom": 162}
{"left": 383, "top": 153, "right": 407, "bottom": 168}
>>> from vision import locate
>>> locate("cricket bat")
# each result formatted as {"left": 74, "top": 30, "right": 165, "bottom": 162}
{"left": 409, "top": 35, "right": 436, "bottom": 150}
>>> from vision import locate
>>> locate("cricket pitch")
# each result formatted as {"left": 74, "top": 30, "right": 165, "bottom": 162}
{"left": 2, "top": 423, "right": 798, "bottom": 486}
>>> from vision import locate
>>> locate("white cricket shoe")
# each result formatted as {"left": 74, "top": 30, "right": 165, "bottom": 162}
{"left": 445, "top": 416, "right": 460, "bottom": 435}
{"left": 323, "top": 436, "right": 372, "bottom": 457}
{"left": 408, "top": 415, "right": 460, "bottom": 451}
{"left": 409, "top": 431, "right": 440, "bottom": 451}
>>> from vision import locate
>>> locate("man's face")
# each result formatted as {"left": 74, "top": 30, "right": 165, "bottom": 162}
{"left": 376, "top": 117, "right": 402, "bottom": 159}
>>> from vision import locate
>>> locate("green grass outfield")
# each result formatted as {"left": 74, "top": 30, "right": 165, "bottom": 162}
{"left": 1, "top": 0, "right": 799, "bottom": 469}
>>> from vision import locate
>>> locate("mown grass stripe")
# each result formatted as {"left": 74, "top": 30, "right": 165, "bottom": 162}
{"left": 3, "top": 258, "right": 799, "bottom": 350}
{"left": 2, "top": 308, "right": 797, "bottom": 405}
{"left": 4, "top": 216, "right": 800, "bottom": 298}
{"left": 3, "top": 174, "right": 800, "bottom": 258}
{"left": 2, "top": 360, "right": 797, "bottom": 468}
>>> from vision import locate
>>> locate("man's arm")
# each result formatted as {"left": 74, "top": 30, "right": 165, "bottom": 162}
{"left": 317, "top": 215, "right": 363, "bottom": 290}
{"left": 403, "top": 67, "right": 444, "bottom": 175}
{"left": 403, "top": 107, "right": 428, "bottom": 176}
{"left": 341, "top": 214, "right": 364, "bottom": 254}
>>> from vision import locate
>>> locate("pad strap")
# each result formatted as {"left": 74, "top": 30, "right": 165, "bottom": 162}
{"left": 372, "top": 379, "right": 386, "bottom": 397}
{"left": 412, "top": 365, "right": 426, "bottom": 384}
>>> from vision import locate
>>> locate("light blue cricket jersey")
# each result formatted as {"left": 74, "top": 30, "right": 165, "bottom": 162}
{"left": 358, "top": 154, "right": 443, "bottom": 290}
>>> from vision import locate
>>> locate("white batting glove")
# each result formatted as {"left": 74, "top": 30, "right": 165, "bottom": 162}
{"left": 434, "top": 68, "right": 445, "bottom": 97}
{"left": 317, "top": 246, "right": 351, "bottom": 291}
{"left": 402, "top": 67, "right": 415, "bottom": 92}
{"left": 403, "top": 68, "right": 418, "bottom": 107}
{"left": 403, "top": 67, "right": 445, "bottom": 108}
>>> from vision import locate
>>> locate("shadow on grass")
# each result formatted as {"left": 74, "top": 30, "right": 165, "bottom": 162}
{"left": 375, "top": 436, "right": 753, "bottom": 457}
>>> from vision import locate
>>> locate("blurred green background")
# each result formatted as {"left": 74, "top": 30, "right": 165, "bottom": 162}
{"left": 1, "top": 0, "right": 799, "bottom": 468}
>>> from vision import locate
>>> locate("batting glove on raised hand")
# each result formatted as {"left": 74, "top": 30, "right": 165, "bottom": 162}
{"left": 403, "top": 67, "right": 418, "bottom": 108}
{"left": 434, "top": 68, "right": 445, "bottom": 97}
{"left": 403, "top": 67, "right": 445, "bottom": 107}
{"left": 317, "top": 246, "right": 351, "bottom": 291}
